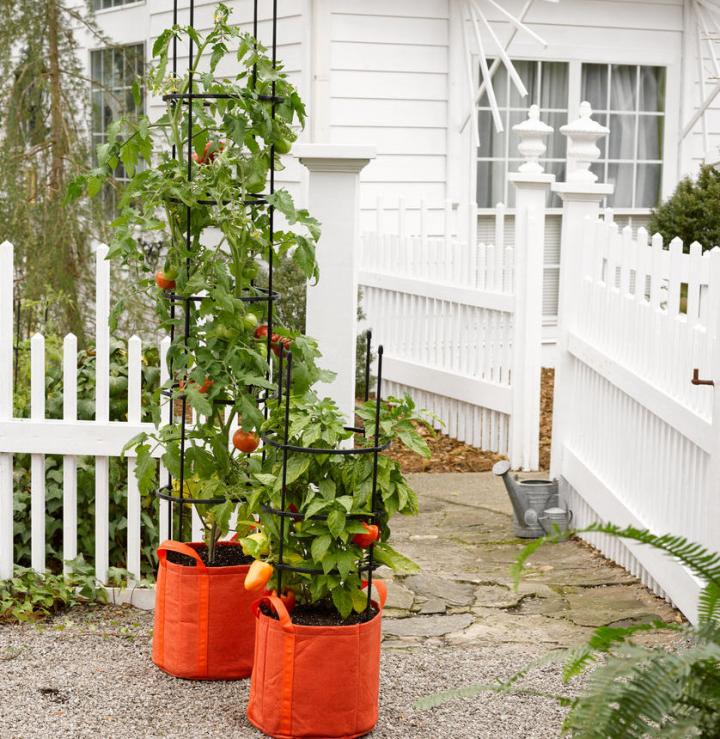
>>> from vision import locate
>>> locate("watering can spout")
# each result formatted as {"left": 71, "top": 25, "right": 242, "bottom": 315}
{"left": 492, "top": 460, "right": 531, "bottom": 524}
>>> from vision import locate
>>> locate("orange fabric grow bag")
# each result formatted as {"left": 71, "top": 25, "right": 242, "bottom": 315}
{"left": 153, "top": 540, "right": 260, "bottom": 680}
{"left": 247, "top": 581, "right": 387, "bottom": 739}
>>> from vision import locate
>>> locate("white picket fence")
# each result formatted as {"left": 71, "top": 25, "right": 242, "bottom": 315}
{"left": 0, "top": 241, "right": 172, "bottom": 583}
{"left": 359, "top": 200, "right": 518, "bottom": 456}
{"left": 553, "top": 216, "right": 720, "bottom": 622}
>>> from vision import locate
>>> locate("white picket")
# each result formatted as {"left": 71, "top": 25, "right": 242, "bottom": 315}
{"left": 62, "top": 333, "right": 78, "bottom": 574}
{"left": 127, "top": 335, "right": 142, "bottom": 580}
{"left": 159, "top": 334, "right": 172, "bottom": 543}
{"left": 30, "top": 334, "right": 46, "bottom": 573}
{"left": 95, "top": 245, "right": 111, "bottom": 584}
{"left": 0, "top": 242, "right": 13, "bottom": 579}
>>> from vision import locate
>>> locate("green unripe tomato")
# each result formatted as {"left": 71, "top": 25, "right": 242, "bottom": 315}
{"left": 214, "top": 324, "right": 234, "bottom": 340}
{"left": 243, "top": 313, "right": 259, "bottom": 331}
{"left": 273, "top": 137, "right": 292, "bottom": 155}
{"left": 245, "top": 172, "right": 266, "bottom": 194}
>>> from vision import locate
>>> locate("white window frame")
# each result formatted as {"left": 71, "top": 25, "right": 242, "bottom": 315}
{"left": 93, "top": 0, "right": 146, "bottom": 14}
{"left": 471, "top": 51, "right": 680, "bottom": 212}
{"left": 475, "top": 57, "right": 676, "bottom": 212}
{"left": 89, "top": 42, "right": 146, "bottom": 208}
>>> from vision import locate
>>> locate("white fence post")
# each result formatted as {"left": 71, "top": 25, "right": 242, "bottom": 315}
{"left": 0, "top": 242, "right": 13, "bottom": 579}
{"left": 508, "top": 105, "right": 555, "bottom": 470}
{"left": 550, "top": 103, "right": 613, "bottom": 479}
{"left": 295, "top": 144, "right": 376, "bottom": 423}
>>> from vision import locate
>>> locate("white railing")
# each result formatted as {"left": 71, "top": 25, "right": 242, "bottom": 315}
{"left": 555, "top": 216, "right": 720, "bottom": 622}
{"left": 0, "top": 241, "right": 169, "bottom": 583}
{"left": 359, "top": 199, "right": 519, "bottom": 456}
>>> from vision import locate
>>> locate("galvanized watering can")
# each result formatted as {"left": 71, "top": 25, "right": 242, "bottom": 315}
{"left": 538, "top": 506, "right": 573, "bottom": 535}
{"left": 492, "top": 460, "right": 571, "bottom": 539}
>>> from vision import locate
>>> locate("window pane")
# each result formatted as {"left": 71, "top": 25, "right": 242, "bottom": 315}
{"left": 610, "top": 65, "right": 637, "bottom": 110}
{"left": 479, "top": 60, "right": 507, "bottom": 108}
{"left": 637, "top": 116, "right": 663, "bottom": 160}
{"left": 540, "top": 62, "right": 569, "bottom": 110}
{"left": 510, "top": 60, "right": 538, "bottom": 107}
{"left": 508, "top": 109, "right": 527, "bottom": 155}
{"left": 543, "top": 111, "right": 568, "bottom": 159}
{"left": 91, "top": 51, "right": 102, "bottom": 87}
{"left": 639, "top": 66, "right": 665, "bottom": 112}
{"left": 477, "top": 160, "right": 506, "bottom": 208}
{"left": 636, "top": 164, "right": 662, "bottom": 207}
{"left": 478, "top": 109, "right": 506, "bottom": 157}
{"left": 607, "top": 162, "right": 634, "bottom": 206}
{"left": 582, "top": 64, "right": 608, "bottom": 111}
{"left": 609, "top": 114, "right": 636, "bottom": 159}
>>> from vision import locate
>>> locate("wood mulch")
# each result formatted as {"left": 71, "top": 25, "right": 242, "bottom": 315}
{"left": 387, "top": 368, "right": 555, "bottom": 474}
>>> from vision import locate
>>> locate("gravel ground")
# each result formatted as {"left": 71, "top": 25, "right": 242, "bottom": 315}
{"left": 0, "top": 604, "right": 572, "bottom": 739}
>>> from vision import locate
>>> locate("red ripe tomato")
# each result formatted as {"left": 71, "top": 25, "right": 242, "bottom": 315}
{"left": 155, "top": 271, "right": 176, "bottom": 290}
{"left": 199, "top": 377, "right": 213, "bottom": 394}
{"left": 233, "top": 429, "right": 260, "bottom": 453}
{"left": 193, "top": 140, "right": 224, "bottom": 165}
{"left": 352, "top": 522, "right": 380, "bottom": 549}
{"left": 255, "top": 324, "right": 269, "bottom": 340}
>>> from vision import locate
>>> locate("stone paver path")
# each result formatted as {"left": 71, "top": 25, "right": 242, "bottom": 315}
{"left": 380, "top": 473, "right": 681, "bottom": 650}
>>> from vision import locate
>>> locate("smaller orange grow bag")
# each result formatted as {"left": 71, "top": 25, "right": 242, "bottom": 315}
{"left": 153, "top": 540, "right": 260, "bottom": 680}
{"left": 247, "top": 581, "right": 387, "bottom": 739}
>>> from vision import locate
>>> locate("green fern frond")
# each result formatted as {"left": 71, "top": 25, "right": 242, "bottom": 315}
{"left": 562, "top": 621, "right": 678, "bottom": 682}
{"left": 565, "top": 641, "right": 720, "bottom": 738}
{"left": 698, "top": 581, "right": 720, "bottom": 625}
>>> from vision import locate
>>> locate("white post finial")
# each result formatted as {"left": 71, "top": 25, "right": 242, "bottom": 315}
{"left": 560, "top": 101, "right": 610, "bottom": 183}
{"left": 513, "top": 104, "right": 554, "bottom": 175}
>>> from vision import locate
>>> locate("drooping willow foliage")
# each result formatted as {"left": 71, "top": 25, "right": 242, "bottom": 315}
{"left": 0, "top": 0, "right": 109, "bottom": 344}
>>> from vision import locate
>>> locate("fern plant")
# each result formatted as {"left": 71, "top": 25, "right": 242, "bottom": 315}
{"left": 417, "top": 523, "right": 720, "bottom": 738}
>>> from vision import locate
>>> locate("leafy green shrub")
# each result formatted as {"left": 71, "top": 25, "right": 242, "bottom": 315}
{"left": 649, "top": 164, "right": 720, "bottom": 250}
{"left": 0, "top": 557, "right": 107, "bottom": 623}
{"left": 418, "top": 524, "right": 720, "bottom": 738}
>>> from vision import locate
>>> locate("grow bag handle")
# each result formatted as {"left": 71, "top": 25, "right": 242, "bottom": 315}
{"left": 362, "top": 579, "right": 388, "bottom": 610}
{"left": 253, "top": 593, "right": 294, "bottom": 632}
{"left": 158, "top": 540, "right": 207, "bottom": 569}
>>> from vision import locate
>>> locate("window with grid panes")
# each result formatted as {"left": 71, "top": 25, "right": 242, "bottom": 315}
{"left": 93, "top": 0, "right": 142, "bottom": 10}
{"left": 91, "top": 44, "right": 144, "bottom": 210}
{"left": 476, "top": 59, "right": 666, "bottom": 320}
{"left": 477, "top": 60, "right": 570, "bottom": 209}
{"left": 581, "top": 64, "right": 665, "bottom": 208}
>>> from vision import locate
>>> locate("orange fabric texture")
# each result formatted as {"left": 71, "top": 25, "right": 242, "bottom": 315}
{"left": 247, "top": 582, "right": 387, "bottom": 739}
{"left": 152, "top": 540, "right": 260, "bottom": 680}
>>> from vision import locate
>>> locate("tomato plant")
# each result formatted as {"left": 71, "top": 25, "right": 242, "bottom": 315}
{"left": 69, "top": 5, "right": 330, "bottom": 562}
{"left": 240, "top": 392, "right": 433, "bottom": 620}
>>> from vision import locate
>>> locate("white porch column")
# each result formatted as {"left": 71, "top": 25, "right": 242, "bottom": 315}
{"left": 508, "top": 106, "right": 555, "bottom": 471}
{"left": 295, "top": 144, "right": 376, "bottom": 423}
{"left": 550, "top": 103, "right": 613, "bottom": 479}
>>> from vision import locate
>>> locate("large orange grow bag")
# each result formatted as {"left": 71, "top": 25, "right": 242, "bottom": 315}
{"left": 153, "top": 539, "right": 260, "bottom": 680}
{"left": 247, "top": 581, "right": 387, "bottom": 739}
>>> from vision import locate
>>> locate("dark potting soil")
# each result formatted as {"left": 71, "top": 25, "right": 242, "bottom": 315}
{"left": 166, "top": 544, "right": 254, "bottom": 568}
{"left": 261, "top": 600, "right": 378, "bottom": 626}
